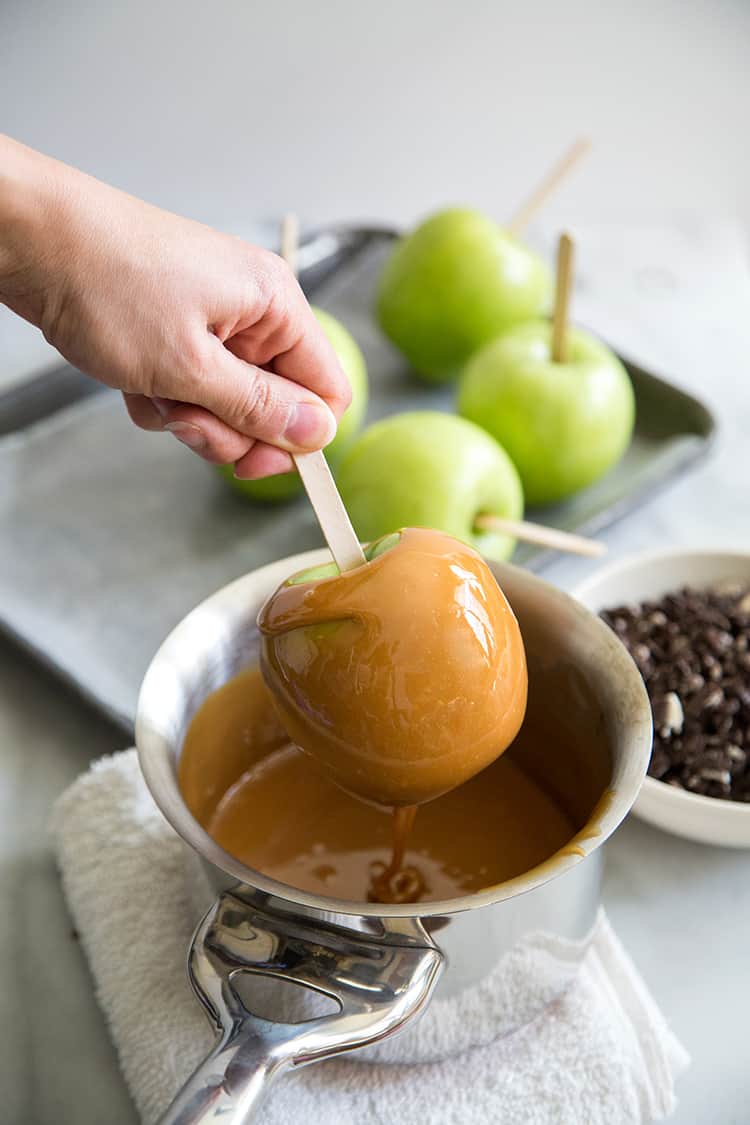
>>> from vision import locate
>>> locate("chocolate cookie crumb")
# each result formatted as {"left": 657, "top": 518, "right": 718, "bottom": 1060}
{"left": 600, "top": 582, "right": 750, "bottom": 801}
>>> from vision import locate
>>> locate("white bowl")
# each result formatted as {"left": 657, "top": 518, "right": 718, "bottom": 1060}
{"left": 574, "top": 548, "right": 750, "bottom": 848}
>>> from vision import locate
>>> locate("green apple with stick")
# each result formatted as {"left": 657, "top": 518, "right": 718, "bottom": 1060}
{"left": 336, "top": 411, "right": 524, "bottom": 562}
{"left": 376, "top": 210, "right": 551, "bottom": 383}
{"left": 375, "top": 140, "right": 590, "bottom": 382}
{"left": 458, "top": 233, "right": 635, "bottom": 506}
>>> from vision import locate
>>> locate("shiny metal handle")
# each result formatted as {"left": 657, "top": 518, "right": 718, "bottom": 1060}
{"left": 159, "top": 1027, "right": 283, "bottom": 1125}
{"left": 159, "top": 891, "right": 443, "bottom": 1125}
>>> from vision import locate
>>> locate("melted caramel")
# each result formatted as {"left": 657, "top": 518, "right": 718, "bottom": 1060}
{"left": 368, "top": 805, "right": 425, "bottom": 903}
{"left": 178, "top": 665, "right": 288, "bottom": 824}
{"left": 179, "top": 666, "right": 575, "bottom": 904}
{"left": 257, "top": 528, "right": 528, "bottom": 808}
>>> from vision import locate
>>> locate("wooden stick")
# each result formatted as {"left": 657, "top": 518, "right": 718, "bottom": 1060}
{"left": 507, "top": 137, "right": 591, "bottom": 237}
{"left": 551, "top": 232, "right": 575, "bottom": 363}
{"left": 294, "top": 451, "right": 367, "bottom": 570}
{"left": 474, "top": 514, "right": 606, "bottom": 558}
{"left": 280, "top": 213, "right": 366, "bottom": 571}
{"left": 280, "top": 212, "right": 299, "bottom": 278}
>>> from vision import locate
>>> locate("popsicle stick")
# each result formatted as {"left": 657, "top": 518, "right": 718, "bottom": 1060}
{"left": 280, "top": 212, "right": 299, "bottom": 278}
{"left": 474, "top": 514, "right": 606, "bottom": 558}
{"left": 507, "top": 138, "right": 591, "bottom": 237}
{"left": 294, "top": 450, "right": 367, "bottom": 570}
{"left": 551, "top": 232, "right": 575, "bottom": 363}
{"left": 280, "top": 212, "right": 366, "bottom": 571}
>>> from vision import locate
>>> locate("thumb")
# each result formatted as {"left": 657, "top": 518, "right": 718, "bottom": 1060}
{"left": 190, "top": 335, "right": 338, "bottom": 453}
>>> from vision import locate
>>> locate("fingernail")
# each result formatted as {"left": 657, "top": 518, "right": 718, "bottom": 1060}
{"left": 165, "top": 421, "right": 206, "bottom": 451}
{"left": 284, "top": 403, "right": 336, "bottom": 450}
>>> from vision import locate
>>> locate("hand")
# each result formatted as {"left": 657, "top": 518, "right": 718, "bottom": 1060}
{"left": 0, "top": 136, "right": 350, "bottom": 478}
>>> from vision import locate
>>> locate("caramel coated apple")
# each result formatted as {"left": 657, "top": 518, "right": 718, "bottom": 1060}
{"left": 258, "top": 527, "right": 527, "bottom": 807}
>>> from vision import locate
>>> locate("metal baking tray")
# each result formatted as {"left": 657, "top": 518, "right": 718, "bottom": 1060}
{"left": 0, "top": 225, "right": 715, "bottom": 732}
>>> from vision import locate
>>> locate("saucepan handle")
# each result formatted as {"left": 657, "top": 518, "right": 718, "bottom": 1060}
{"left": 158, "top": 891, "right": 443, "bottom": 1125}
{"left": 158, "top": 1025, "right": 284, "bottom": 1125}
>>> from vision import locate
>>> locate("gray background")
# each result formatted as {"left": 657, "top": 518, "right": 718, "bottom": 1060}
{"left": 2, "top": 3, "right": 750, "bottom": 1124}
{"left": 2, "top": 0, "right": 750, "bottom": 379}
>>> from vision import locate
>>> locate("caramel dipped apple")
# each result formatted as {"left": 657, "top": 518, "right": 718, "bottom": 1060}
{"left": 257, "top": 527, "right": 528, "bottom": 808}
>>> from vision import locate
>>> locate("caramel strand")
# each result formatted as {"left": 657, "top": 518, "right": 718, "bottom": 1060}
{"left": 367, "top": 805, "right": 427, "bottom": 904}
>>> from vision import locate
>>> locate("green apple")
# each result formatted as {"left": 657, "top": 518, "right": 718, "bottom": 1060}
{"left": 376, "top": 208, "right": 551, "bottom": 383}
{"left": 336, "top": 411, "right": 524, "bottom": 562}
{"left": 458, "top": 321, "right": 635, "bottom": 506}
{"left": 219, "top": 306, "right": 368, "bottom": 502}
{"left": 285, "top": 531, "right": 402, "bottom": 586}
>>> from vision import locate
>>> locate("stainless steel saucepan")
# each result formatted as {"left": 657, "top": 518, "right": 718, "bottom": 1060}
{"left": 135, "top": 551, "right": 652, "bottom": 1124}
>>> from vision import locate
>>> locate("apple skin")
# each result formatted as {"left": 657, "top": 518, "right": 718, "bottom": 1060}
{"left": 336, "top": 411, "right": 524, "bottom": 562}
{"left": 457, "top": 321, "right": 635, "bottom": 506}
{"left": 286, "top": 531, "right": 402, "bottom": 586}
{"left": 219, "top": 306, "right": 368, "bottom": 502}
{"left": 376, "top": 208, "right": 551, "bottom": 383}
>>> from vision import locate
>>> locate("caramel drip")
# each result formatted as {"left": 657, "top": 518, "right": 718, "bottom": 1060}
{"left": 367, "top": 805, "right": 426, "bottom": 904}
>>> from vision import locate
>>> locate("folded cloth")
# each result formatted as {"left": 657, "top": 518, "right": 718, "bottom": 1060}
{"left": 51, "top": 750, "right": 689, "bottom": 1125}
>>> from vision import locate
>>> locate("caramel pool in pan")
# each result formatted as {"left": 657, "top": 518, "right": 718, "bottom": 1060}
{"left": 179, "top": 666, "right": 574, "bottom": 905}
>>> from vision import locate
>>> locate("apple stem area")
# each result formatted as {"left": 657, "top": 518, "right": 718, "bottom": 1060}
{"left": 473, "top": 514, "right": 606, "bottom": 558}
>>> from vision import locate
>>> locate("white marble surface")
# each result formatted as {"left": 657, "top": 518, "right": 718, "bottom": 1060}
{"left": 2, "top": 2, "right": 750, "bottom": 1120}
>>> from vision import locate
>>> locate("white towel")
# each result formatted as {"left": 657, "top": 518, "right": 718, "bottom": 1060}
{"left": 51, "top": 750, "right": 689, "bottom": 1125}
